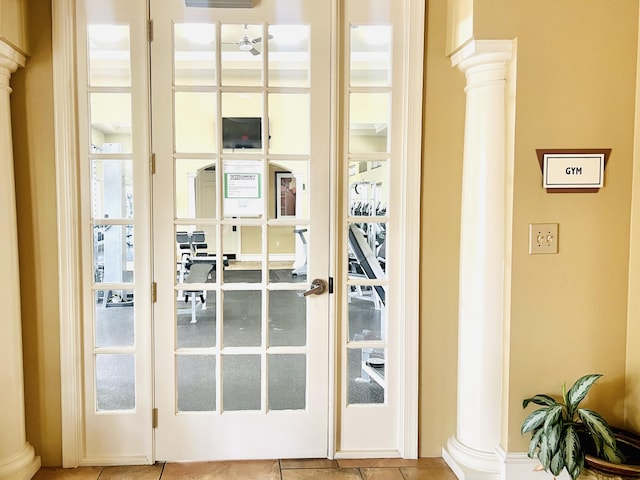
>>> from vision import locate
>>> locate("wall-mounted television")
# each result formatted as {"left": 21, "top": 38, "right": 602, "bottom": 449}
{"left": 222, "top": 117, "right": 262, "bottom": 149}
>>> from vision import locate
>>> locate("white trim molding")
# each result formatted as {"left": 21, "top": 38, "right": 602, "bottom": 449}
{"left": 52, "top": 0, "right": 83, "bottom": 468}
{"left": 400, "top": 0, "right": 426, "bottom": 460}
{"left": 496, "top": 448, "right": 571, "bottom": 480}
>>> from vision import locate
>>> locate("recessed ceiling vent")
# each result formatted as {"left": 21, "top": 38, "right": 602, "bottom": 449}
{"left": 185, "top": 0, "right": 254, "bottom": 7}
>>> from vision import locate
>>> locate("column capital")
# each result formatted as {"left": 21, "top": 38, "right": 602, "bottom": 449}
{"left": 451, "top": 40, "right": 513, "bottom": 90}
{"left": 0, "top": 40, "right": 26, "bottom": 92}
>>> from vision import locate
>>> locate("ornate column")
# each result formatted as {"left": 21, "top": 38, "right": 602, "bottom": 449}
{"left": 0, "top": 41, "right": 41, "bottom": 480}
{"left": 442, "top": 40, "right": 513, "bottom": 480}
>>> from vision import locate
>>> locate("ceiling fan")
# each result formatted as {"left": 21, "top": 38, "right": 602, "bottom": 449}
{"left": 223, "top": 24, "right": 272, "bottom": 56}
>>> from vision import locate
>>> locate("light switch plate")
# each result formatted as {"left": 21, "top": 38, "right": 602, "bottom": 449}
{"left": 529, "top": 223, "right": 558, "bottom": 254}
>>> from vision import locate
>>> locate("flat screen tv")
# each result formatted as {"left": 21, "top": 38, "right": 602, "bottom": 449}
{"left": 222, "top": 117, "right": 262, "bottom": 149}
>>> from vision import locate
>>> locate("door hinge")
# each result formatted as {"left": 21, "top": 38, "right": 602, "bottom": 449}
{"left": 329, "top": 276, "right": 334, "bottom": 294}
{"left": 152, "top": 408, "right": 158, "bottom": 428}
{"left": 150, "top": 153, "right": 156, "bottom": 174}
{"left": 147, "top": 19, "right": 154, "bottom": 43}
{"left": 152, "top": 282, "right": 157, "bottom": 303}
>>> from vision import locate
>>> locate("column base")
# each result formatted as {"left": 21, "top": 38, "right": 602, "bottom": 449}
{"left": 442, "top": 436, "right": 501, "bottom": 480}
{"left": 0, "top": 443, "right": 41, "bottom": 480}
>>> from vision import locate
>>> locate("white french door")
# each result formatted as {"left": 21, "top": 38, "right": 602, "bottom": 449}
{"left": 69, "top": 0, "right": 421, "bottom": 465}
{"left": 150, "top": 0, "right": 332, "bottom": 461}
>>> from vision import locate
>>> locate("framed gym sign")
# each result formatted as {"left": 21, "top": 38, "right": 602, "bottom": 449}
{"left": 536, "top": 149, "right": 611, "bottom": 193}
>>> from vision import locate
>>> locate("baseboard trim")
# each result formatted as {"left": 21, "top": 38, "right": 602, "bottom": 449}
{"left": 333, "top": 450, "right": 402, "bottom": 460}
{"left": 495, "top": 447, "right": 570, "bottom": 480}
{"left": 441, "top": 439, "right": 570, "bottom": 480}
{"left": 79, "top": 455, "right": 151, "bottom": 467}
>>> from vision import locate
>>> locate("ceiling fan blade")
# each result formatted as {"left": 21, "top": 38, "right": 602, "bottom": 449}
{"left": 251, "top": 33, "right": 274, "bottom": 44}
{"left": 249, "top": 47, "right": 261, "bottom": 56}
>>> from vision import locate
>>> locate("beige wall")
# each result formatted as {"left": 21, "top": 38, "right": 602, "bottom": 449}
{"left": 9, "top": 0, "right": 640, "bottom": 466}
{"left": 11, "top": 0, "right": 62, "bottom": 466}
{"left": 0, "top": 0, "right": 27, "bottom": 53}
{"left": 475, "top": 0, "right": 638, "bottom": 452}
{"left": 419, "top": 0, "right": 465, "bottom": 456}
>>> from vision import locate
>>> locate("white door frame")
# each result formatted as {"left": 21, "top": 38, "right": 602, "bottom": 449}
{"left": 52, "top": 0, "right": 424, "bottom": 466}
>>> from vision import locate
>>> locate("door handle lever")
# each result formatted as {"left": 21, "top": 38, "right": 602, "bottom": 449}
{"left": 301, "top": 279, "right": 328, "bottom": 297}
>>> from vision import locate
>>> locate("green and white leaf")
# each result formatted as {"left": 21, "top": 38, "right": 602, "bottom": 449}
{"left": 566, "top": 374, "right": 602, "bottom": 413}
{"left": 528, "top": 428, "right": 544, "bottom": 458}
{"left": 549, "top": 448, "right": 565, "bottom": 477}
{"left": 563, "top": 425, "right": 584, "bottom": 480}
{"left": 538, "top": 436, "right": 552, "bottom": 471}
{"left": 543, "top": 406, "right": 564, "bottom": 453}
{"left": 522, "top": 408, "right": 551, "bottom": 434}
{"left": 523, "top": 394, "right": 557, "bottom": 409}
{"left": 601, "top": 441, "right": 625, "bottom": 464}
{"left": 578, "top": 408, "right": 617, "bottom": 447}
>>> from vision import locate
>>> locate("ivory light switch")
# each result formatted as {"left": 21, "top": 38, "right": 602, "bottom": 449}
{"left": 529, "top": 223, "right": 558, "bottom": 255}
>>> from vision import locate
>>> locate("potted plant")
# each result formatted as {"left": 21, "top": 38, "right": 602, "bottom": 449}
{"left": 521, "top": 373, "right": 624, "bottom": 479}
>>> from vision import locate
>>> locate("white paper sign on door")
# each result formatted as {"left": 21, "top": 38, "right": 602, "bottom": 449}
{"left": 223, "top": 160, "right": 263, "bottom": 217}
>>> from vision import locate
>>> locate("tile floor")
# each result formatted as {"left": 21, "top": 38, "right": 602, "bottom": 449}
{"left": 33, "top": 458, "right": 458, "bottom": 480}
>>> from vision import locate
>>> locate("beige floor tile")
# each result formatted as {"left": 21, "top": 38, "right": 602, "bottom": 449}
{"left": 161, "top": 460, "right": 280, "bottom": 480}
{"left": 280, "top": 459, "right": 339, "bottom": 469}
{"left": 33, "top": 467, "right": 101, "bottom": 480}
{"left": 281, "top": 468, "right": 362, "bottom": 480}
{"left": 98, "top": 463, "right": 164, "bottom": 480}
{"left": 360, "top": 467, "right": 404, "bottom": 480}
{"left": 400, "top": 466, "right": 459, "bottom": 480}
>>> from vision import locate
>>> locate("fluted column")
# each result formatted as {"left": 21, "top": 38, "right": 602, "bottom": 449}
{"left": 0, "top": 41, "right": 41, "bottom": 480}
{"left": 443, "top": 40, "right": 513, "bottom": 480}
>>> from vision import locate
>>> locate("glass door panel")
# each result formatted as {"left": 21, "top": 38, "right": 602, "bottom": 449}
{"left": 152, "top": 0, "right": 331, "bottom": 461}
{"left": 77, "top": 0, "right": 153, "bottom": 461}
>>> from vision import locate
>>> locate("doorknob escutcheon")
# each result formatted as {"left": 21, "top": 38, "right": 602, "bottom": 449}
{"left": 302, "top": 279, "right": 328, "bottom": 296}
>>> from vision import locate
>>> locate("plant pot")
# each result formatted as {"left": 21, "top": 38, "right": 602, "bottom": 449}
{"left": 584, "top": 429, "right": 640, "bottom": 478}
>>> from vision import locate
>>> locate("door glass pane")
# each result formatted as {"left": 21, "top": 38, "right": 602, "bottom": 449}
{"left": 347, "top": 348, "right": 385, "bottom": 405}
{"left": 90, "top": 93, "right": 132, "bottom": 154}
{"left": 92, "top": 159, "right": 133, "bottom": 219}
{"left": 222, "top": 159, "right": 264, "bottom": 218}
{"left": 271, "top": 161, "right": 309, "bottom": 220}
{"left": 348, "top": 160, "right": 388, "bottom": 217}
{"left": 350, "top": 25, "right": 391, "bottom": 87}
{"left": 268, "top": 290, "right": 306, "bottom": 346}
{"left": 176, "top": 227, "right": 220, "bottom": 286}
{"left": 177, "top": 290, "right": 216, "bottom": 347}
{"left": 267, "top": 93, "right": 310, "bottom": 154}
{"left": 225, "top": 226, "right": 262, "bottom": 283}
{"left": 348, "top": 223, "right": 387, "bottom": 281}
{"left": 175, "top": 159, "right": 217, "bottom": 219}
{"left": 175, "top": 92, "right": 217, "bottom": 153}
{"left": 223, "top": 290, "right": 262, "bottom": 346}
{"left": 94, "top": 224, "right": 134, "bottom": 283}
{"left": 96, "top": 354, "right": 135, "bottom": 411}
{"left": 174, "top": 23, "right": 216, "bottom": 86}
{"left": 268, "top": 25, "right": 310, "bottom": 88}
{"left": 268, "top": 354, "right": 306, "bottom": 410}
{"left": 88, "top": 25, "right": 131, "bottom": 87}
{"left": 268, "top": 225, "right": 307, "bottom": 281}
{"left": 221, "top": 93, "right": 264, "bottom": 152}
{"left": 349, "top": 296, "right": 385, "bottom": 343}
{"left": 349, "top": 92, "right": 390, "bottom": 153}
{"left": 95, "top": 290, "right": 134, "bottom": 347}
{"left": 177, "top": 355, "right": 216, "bottom": 412}
{"left": 221, "top": 23, "right": 264, "bottom": 86}
{"left": 223, "top": 355, "right": 261, "bottom": 411}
